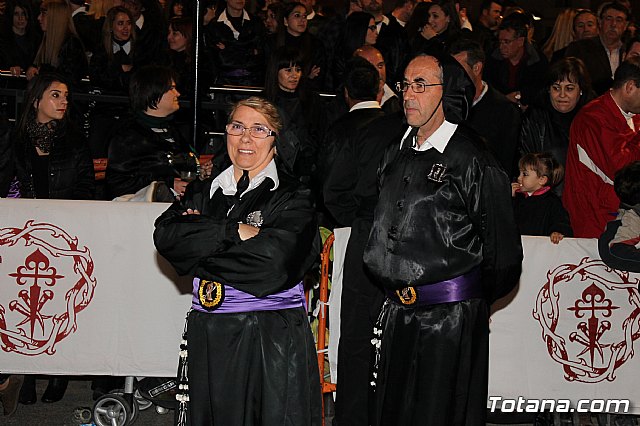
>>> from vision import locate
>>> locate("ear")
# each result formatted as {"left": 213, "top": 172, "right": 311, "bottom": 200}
{"left": 472, "top": 61, "right": 483, "bottom": 78}
{"left": 539, "top": 174, "right": 549, "bottom": 186}
{"left": 625, "top": 79, "right": 637, "bottom": 94}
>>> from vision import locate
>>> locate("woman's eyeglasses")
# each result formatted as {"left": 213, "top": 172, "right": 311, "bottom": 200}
{"left": 226, "top": 123, "right": 275, "bottom": 139}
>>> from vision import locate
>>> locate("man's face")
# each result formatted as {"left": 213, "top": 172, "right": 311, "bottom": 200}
{"left": 402, "top": 56, "right": 443, "bottom": 129}
{"left": 227, "top": 0, "right": 246, "bottom": 13}
{"left": 628, "top": 41, "right": 640, "bottom": 59}
{"left": 574, "top": 12, "right": 598, "bottom": 40}
{"left": 482, "top": 2, "right": 502, "bottom": 28}
{"left": 452, "top": 51, "right": 474, "bottom": 81}
{"left": 361, "top": 0, "right": 382, "bottom": 15}
{"left": 151, "top": 80, "right": 180, "bottom": 117}
{"left": 599, "top": 8, "right": 627, "bottom": 45}
{"left": 623, "top": 81, "right": 640, "bottom": 114}
{"left": 498, "top": 28, "right": 525, "bottom": 62}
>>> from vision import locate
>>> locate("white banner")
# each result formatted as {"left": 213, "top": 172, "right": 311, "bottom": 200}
{"left": 1, "top": 199, "right": 640, "bottom": 414}
{"left": 490, "top": 237, "right": 640, "bottom": 414}
{"left": 0, "top": 199, "right": 192, "bottom": 377}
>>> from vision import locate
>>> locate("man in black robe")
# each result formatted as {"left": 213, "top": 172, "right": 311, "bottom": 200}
{"left": 363, "top": 54, "right": 523, "bottom": 426}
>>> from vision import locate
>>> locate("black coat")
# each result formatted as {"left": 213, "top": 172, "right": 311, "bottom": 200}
{"left": 466, "top": 84, "right": 521, "bottom": 178}
{"left": 363, "top": 125, "right": 523, "bottom": 303}
{"left": 89, "top": 44, "right": 135, "bottom": 93}
{"left": 0, "top": 121, "right": 95, "bottom": 200}
{"left": 512, "top": 190, "right": 573, "bottom": 237}
{"left": 153, "top": 167, "right": 320, "bottom": 297}
{"left": 106, "top": 115, "right": 197, "bottom": 198}
{"left": 565, "top": 37, "right": 622, "bottom": 96}
{"left": 375, "top": 18, "right": 409, "bottom": 89}
{"left": 38, "top": 35, "right": 88, "bottom": 88}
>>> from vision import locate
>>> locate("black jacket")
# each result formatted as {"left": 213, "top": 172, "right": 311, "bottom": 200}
{"left": 106, "top": 114, "right": 196, "bottom": 198}
{"left": 565, "top": 37, "right": 622, "bottom": 96}
{"left": 153, "top": 167, "right": 320, "bottom": 297}
{"left": 38, "top": 36, "right": 88, "bottom": 88}
{"left": 512, "top": 190, "right": 573, "bottom": 237}
{"left": 0, "top": 121, "right": 95, "bottom": 200}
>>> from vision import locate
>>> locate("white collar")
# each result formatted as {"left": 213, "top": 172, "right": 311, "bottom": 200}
{"left": 399, "top": 120, "right": 457, "bottom": 153}
{"left": 210, "top": 159, "right": 279, "bottom": 199}
{"left": 217, "top": 9, "right": 250, "bottom": 40}
{"left": 135, "top": 14, "right": 144, "bottom": 29}
{"left": 473, "top": 81, "right": 489, "bottom": 106}
{"left": 112, "top": 40, "right": 132, "bottom": 55}
{"left": 349, "top": 100, "right": 381, "bottom": 112}
{"left": 307, "top": 10, "right": 316, "bottom": 20}
{"left": 381, "top": 83, "right": 397, "bottom": 106}
{"left": 375, "top": 15, "right": 389, "bottom": 32}
{"left": 72, "top": 6, "right": 86, "bottom": 17}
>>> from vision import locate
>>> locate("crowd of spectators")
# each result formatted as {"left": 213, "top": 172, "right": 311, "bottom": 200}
{"left": 2, "top": 0, "right": 640, "bottom": 420}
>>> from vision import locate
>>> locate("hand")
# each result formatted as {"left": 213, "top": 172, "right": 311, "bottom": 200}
{"left": 238, "top": 223, "right": 259, "bottom": 241}
{"left": 550, "top": 232, "right": 564, "bottom": 244}
{"left": 216, "top": 42, "right": 225, "bottom": 50}
{"left": 121, "top": 64, "right": 133, "bottom": 72}
{"left": 511, "top": 182, "right": 521, "bottom": 197}
{"left": 309, "top": 65, "right": 321, "bottom": 79}
{"left": 26, "top": 66, "right": 38, "bottom": 80}
{"left": 9, "top": 66, "right": 22, "bottom": 76}
{"left": 173, "top": 178, "right": 189, "bottom": 198}
{"left": 506, "top": 91, "right": 524, "bottom": 108}
{"left": 181, "top": 208, "right": 200, "bottom": 215}
{"left": 420, "top": 25, "right": 437, "bottom": 40}
{"left": 199, "top": 160, "right": 213, "bottom": 180}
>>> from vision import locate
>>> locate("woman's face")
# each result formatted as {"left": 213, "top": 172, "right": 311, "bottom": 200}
{"left": 428, "top": 5, "right": 449, "bottom": 34}
{"left": 172, "top": 2, "right": 183, "bottom": 16}
{"left": 227, "top": 105, "right": 276, "bottom": 178}
{"left": 36, "top": 81, "right": 68, "bottom": 123}
{"left": 550, "top": 77, "right": 580, "bottom": 113}
{"left": 365, "top": 18, "right": 378, "bottom": 45}
{"left": 265, "top": 9, "right": 278, "bottom": 34}
{"left": 167, "top": 26, "right": 187, "bottom": 52}
{"left": 278, "top": 64, "right": 302, "bottom": 92}
{"left": 112, "top": 12, "right": 132, "bottom": 41}
{"left": 37, "top": 6, "right": 46, "bottom": 32}
{"left": 13, "top": 6, "right": 27, "bottom": 33}
{"left": 285, "top": 5, "right": 307, "bottom": 36}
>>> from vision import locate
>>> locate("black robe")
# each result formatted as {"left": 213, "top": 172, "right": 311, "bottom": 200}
{"left": 363, "top": 124, "right": 522, "bottom": 426}
{"left": 153, "top": 165, "right": 322, "bottom": 425}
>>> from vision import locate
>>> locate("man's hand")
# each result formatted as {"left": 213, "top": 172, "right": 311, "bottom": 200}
{"left": 550, "top": 232, "right": 564, "bottom": 244}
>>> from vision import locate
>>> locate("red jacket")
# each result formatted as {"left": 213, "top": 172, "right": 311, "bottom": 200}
{"left": 563, "top": 92, "right": 640, "bottom": 238}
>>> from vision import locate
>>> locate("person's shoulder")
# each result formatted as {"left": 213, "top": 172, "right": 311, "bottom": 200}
{"left": 450, "top": 124, "right": 501, "bottom": 164}
{"left": 565, "top": 36, "right": 600, "bottom": 54}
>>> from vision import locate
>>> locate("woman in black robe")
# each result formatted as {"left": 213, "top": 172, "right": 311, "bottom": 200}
{"left": 154, "top": 96, "right": 321, "bottom": 426}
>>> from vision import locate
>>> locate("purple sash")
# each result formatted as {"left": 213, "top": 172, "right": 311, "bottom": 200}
{"left": 192, "top": 278, "right": 305, "bottom": 314}
{"left": 386, "top": 267, "right": 482, "bottom": 307}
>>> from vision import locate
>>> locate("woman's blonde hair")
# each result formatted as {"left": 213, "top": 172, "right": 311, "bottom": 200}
{"left": 228, "top": 97, "right": 283, "bottom": 134}
{"left": 542, "top": 8, "right": 577, "bottom": 61}
{"left": 34, "top": 0, "right": 79, "bottom": 67}
{"left": 88, "top": 0, "right": 116, "bottom": 20}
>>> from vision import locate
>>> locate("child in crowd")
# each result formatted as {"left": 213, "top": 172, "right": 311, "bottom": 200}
{"left": 598, "top": 161, "right": 640, "bottom": 272}
{"left": 511, "top": 152, "right": 573, "bottom": 244}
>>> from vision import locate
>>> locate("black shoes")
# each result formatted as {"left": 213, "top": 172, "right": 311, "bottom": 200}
{"left": 0, "top": 375, "right": 24, "bottom": 416}
{"left": 18, "top": 375, "right": 36, "bottom": 405}
{"left": 41, "top": 377, "right": 68, "bottom": 403}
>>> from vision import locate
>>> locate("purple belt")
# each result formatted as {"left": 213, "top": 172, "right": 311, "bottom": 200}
{"left": 191, "top": 278, "right": 306, "bottom": 314}
{"left": 386, "top": 267, "right": 482, "bottom": 307}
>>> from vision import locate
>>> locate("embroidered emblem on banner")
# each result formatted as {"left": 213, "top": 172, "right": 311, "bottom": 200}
{"left": 427, "top": 163, "right": 447, "bottom": 182}
{"left": 396, "top": 287, "right": 417, "bottom": 305}
{"left": 533, "top": 257, "right": 640, "bottom": 383}
{"left": 198, "top": 280, "right": 224, "bottom": 310}
{"left": 246, "top": 211, "right": 264, "bottom": 228}
{"left": 0, "top": 221, "right": 96, "bottom": 356}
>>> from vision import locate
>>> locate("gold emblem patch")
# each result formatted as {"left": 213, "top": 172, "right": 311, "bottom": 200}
{"left": 198, "top": 280, "right": 224, "bottom": 310}
{"left": 396, "top": 286, "right": 417, "bottom": 305}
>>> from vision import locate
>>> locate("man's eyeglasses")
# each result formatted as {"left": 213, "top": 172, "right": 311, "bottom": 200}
{"left": 396, "top": 81, "right": 443, "bottom": 93}
{"left": 226, "top": 123, "right": 275, "bottom": 139}
{"left": 367, "top": 24, "right": 377, "bottom": 31}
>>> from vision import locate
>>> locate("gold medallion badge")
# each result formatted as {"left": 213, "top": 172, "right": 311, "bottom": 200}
{"left": 396, "top": 286, "right": 417, "bottom": 305}
{"left": 198, "top": 280, "right": 224, "bottom": 310}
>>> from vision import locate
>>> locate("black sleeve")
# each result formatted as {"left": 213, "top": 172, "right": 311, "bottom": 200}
{"left": 0, "top": 121, "right": 14, "bottom": 196}
{"left": 478, "top": 164, "right": 524, "bottom": 303}
{"left": 323, "top": 136, "right": 359, "bottom": 227}
{"left": 155, "top": 184, "right": 320, "bottom": 297}
{"left": 548, "top": 196, "right": 573, "bottom": 237}
{"left": 71, "top": 131, "right": 96, "bottom": 200}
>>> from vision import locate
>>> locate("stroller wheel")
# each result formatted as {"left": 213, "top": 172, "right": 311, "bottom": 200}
{"left": 156, "top": 405, "right": 170, "bottom": 415}
{"left": 108, "top": 388, "right": 140, "bottom": 424}
{"left": 134, "top": 389, "right": 153, "bottom": 411}
{"left": 93, "top": 394, "right": 132, "bottom": 426}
